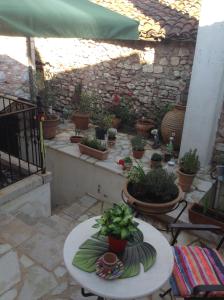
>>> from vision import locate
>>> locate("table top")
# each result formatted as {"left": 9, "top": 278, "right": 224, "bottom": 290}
{"left": 63, "top": 216, "right": 174, "bottom": 300}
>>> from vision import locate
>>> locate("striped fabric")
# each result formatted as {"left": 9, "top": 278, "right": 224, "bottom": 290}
{"left": 170, "top": 246, "right": 224, "bottom": 298}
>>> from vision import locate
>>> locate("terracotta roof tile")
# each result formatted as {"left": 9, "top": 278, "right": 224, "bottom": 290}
{"left": 92, "top": 0, "right": 201, "bottom": 41}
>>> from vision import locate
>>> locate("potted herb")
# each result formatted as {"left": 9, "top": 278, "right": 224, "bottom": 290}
{"left": 135, "top": 117, "right": 155, "bottom": 138}
{"left": 177, "top": 149, "right": 200, "bottom": 192}
{"left": 72, "top": 89, "right": 92, "bottom": 130}
{"left": 122, "top": 166, "right": 182, "bottom": 215}
{"left": 107, "top": 128, "right": 117, "bottom": 147}
{"left": 131, "top": 135, "right": 146, "bottom": 159}
{"left": 70, "top": 129, "right": 83, "bottom": 144}
{"left": 150, "top": 153, "right": 162, "bottom": 169}
{"left": 93, "top": 203, "right": 138, "bottom": 253}
{"left": 78, "top": 137, "right": 109, "bottom": 160}
{"left": 94, "top": 113, "right": 113, "bottom": 140}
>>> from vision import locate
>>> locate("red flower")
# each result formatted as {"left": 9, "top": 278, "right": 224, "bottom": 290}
{"left": 118, "top": 159, "right": 125, "bottom": 166}
{"left": 113, "top": 94, "right": 120, "bottom": 106}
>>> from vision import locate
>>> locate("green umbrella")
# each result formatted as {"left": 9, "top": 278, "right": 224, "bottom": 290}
{"left": 0, "top": 0, "right": 139, "bottom": 40}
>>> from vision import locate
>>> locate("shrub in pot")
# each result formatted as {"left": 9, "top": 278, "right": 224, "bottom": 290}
{"left": 150, "top": 153, "right": 162, "bottom": 169}
{"left": 131, "top": 135, "right": 146, "bottom": 159}
{"left": 79, "top": 136, "right": 109, "bottom": 160}
{"left": 107, "top": 128, "right": 117, "bottom": 147}
{"left": 92, "top": 203, "right": 138, "bottom": 253}
{"left": 178, "top": 149, "right": 200, "bottom": 192}
{"left": 71, "top": 90, "right": 92, "bottom": 130}
{"left": 123, "top": 165, "right": 182, "bottom": 215}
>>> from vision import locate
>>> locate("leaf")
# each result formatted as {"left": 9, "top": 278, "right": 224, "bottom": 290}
{"left": 121, "top": 227, "right": 128, "bottom": 239}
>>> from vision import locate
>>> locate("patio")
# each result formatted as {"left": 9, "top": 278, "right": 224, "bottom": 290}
{"left": 0, "top": 194, "right": 217, "bottom": 300}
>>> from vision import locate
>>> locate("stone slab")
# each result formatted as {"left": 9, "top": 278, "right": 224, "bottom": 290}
{"left": 0, "top": 288, "right": 17, "bottom": 300}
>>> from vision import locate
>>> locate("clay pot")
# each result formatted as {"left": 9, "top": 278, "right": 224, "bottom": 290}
{"left": 101, "top": 252, "right": 118, "bottom": 269}
{"left": 42, "top": 114, "right": 59, "bottom": 139}
{"left": 108, "top": 236, "right": 127, "bottom": 253}
{"left": 72, "top": 112, "right": 89, "bottom": 130}
{"left": 122, "top": 182, "right": 183, "bottom": 215}
{"left": 150, "top": 160, "right": 162, "bottom": 169}
{"left": 70, "top": 136, "right": 83, "bottom": 143}
{"left": 136, "top": 119, "right": 154, "bottom": 138}
{"left": 177, "top": 169, "right": 196, "bottom": 192}
{"left": 112, "top": 117, "right": 121, "bottom": 129}
{"left": 161, "top": 105, "right": 186, "bottom": 150}
{"left": 78, "top": 143, "right": 109, "bottom": 160}
{"left": 133, "top": 149, "right": 144, "bottom": 159}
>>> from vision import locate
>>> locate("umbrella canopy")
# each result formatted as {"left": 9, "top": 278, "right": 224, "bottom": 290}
{"left": 0, "top": 0, "right": 139, "bottom": 40}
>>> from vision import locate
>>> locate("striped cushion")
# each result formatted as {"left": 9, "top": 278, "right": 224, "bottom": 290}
{"left": 170, "top": 246, "right": 224, "bottom": 298}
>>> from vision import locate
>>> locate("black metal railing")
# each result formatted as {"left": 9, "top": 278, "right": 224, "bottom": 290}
{"left": 0, "top": 94, "right": 44, "bottom": 189}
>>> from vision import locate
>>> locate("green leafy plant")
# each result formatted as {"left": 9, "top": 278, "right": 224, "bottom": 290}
{"left": 131, "top": 135, "right": 146, "bottom": 151}
{"left": 108, "top": 128, "right": 116, "bottom": 140}
{"left": 151, "top": 153, "right": 162, "bottom": 161}
{"left": 92, "top": 203, "right": 138, "bottom": 240}
{"left": 74, "top": 92, "right": 93, "bottom": 114}
{"left": 94, "top": 113, "right": 113, "bottom": 130}
{"left": 179, "top": 149, "right": 200, "bottom": 174}
{"left": 124, "top": 156, "right": 132, "bottom": 164}
{"left": 128, "top": 167, "right": 178, "bottom": 203}
{"left": 81, "top": 137, "right": 107, "bottom": 151}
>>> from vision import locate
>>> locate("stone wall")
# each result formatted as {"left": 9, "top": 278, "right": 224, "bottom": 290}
{"left": 0, "top": 37, "right": 31, "bottom": 99}
{"left": 35, "top": 38, "right": 195, "bottom": 119}
{"left": 213, "top": 101, "right": 224, "bottom": 162}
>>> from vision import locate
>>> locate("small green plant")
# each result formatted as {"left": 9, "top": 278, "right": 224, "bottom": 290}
{"left": 108, "top": 128, "right": 116, "bottom": 140}
{"left": 127, "top": 163, "right": 146, "bottom": 185}
{"left": 94, "top": 112, "right": 113, "bottom": 130}
{"left": 81, "top": 137, "right": 107, "bottom": 151}
{"left": 179, "top": 149, "right": 200, "bottom": 174}
{"left": 92, "top": 203, "right": 138, "bottom": 240}
{"left": 73, "top": 92, "right": 93, "bottom": 114}
{"left": 124, "top": 156, "right": 132, "bottom": 164}
{"left": 151, "top": 153, "right": 162, "bottom": 161}
{"left": 131, "top": 135, "right": 146, "bottom": 151}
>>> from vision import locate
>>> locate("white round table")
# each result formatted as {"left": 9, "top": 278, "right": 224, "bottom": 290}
{"left": 63, "top": 217, "right": 174, "bottom": 300}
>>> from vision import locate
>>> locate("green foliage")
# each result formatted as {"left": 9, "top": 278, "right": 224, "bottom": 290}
{"left": 81, "top": 137, "right": 107, "bottom": 151}
{"left": 179, "top": 149, "right": 200, "bottom": 174}
{"left": 128, "top": 167, "right": 178, "bottom": 203}
{"left": 108, "top": 128, "right": 116, "bottom": 139}
{"left": 154, "top": 103, "right": 173, "bottom": 127}
{"left": 166, "top": 139, "right": 174, "bottom": 155}
{"left": 92, "top": 203, "right": 138, "bottom": 240}
{"left": 151, "top": 153, "right": 162, "bottom": 161}
{"left": 131, "top": 135, "right": 146, "bottom": 151}
{"left": 74, "top": 92, "right": 93, "bottom": 114}
{"left": 124, "top": 156, "right": 132, "bottom": 164}
{"left": 94, "top": 113, "right": 113, "bottom": 130}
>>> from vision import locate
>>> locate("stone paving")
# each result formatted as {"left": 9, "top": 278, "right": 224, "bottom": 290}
{"left": 0, "top": 194, "right": 218, "bottom": 300}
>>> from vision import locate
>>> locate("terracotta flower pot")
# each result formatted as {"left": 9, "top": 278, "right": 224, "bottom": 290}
{"left": 122, "top": 182, "right": 183, "bottom": 215}
{"left": 112, "top": 117, "right": 121, "bottom": 129}
{"left": 72, "top": 112, "right": 89, "bottom": 130}
{"left": 78, "top": 143, "right": 109, "bottom": 160}
{"left": 70, "top": 136, "right": 83, "bottom": 143}
{"left": 108, "top": 236, "right": 127, "bottom": 253}
{"left": 150, "top": 160, "right": 162, "bottom": 169}
{"left": 133, "top": 149, "right": 144, "bottom": 159}
{"left": 136, "top": 119, "right": 154, "bottom": 138}
{"left": 42, "top": 114, "right": 60, "bottom": 139}
{"left": 161, "top": 105, "right": 186, "bottom": 150}
{"left": 177, "top": 169, "right": 196, "bottom": 192}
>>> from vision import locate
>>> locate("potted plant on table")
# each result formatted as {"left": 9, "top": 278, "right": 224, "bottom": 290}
{"left": 71, "top": 89, "right": 92, "bottom": 130}
{"left": 107, "top": 128, "right": 117, "bottom": 147}
{"left": 177, "top": 149, "right": 200, "bottom": 192}
{"left": 150, "top": 153, "right": 162, "bottom": 169}
{"left": 131, "top": 135, "right": 146, "bottom": 159}
{"left": 93, "top": 203, "right": 138, "bottom": 253}
{"left": 122, "top": 165, "right": 182, "bottom": 215}
{"left": 78, "top": 136, "right": 109, "bottom": 160}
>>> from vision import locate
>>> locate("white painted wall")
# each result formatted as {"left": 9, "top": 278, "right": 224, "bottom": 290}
{"left": 46, "top": 148, "right": 126, "bottom": 207}
{"left": 180, "top": 0, "right": 224, "bottom": 167}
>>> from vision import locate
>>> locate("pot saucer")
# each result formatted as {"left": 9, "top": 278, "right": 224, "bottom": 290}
{"left": 96, "top": 255, "right": 124, "bottom": 280}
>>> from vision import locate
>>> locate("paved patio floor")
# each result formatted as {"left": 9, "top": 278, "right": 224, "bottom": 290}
{"left": 0, "top": 195, "right": 216, "bottom": 300}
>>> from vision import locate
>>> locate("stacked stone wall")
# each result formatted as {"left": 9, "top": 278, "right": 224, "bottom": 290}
{"left": 35, "top": 38, "right": 195, "bottom": 120}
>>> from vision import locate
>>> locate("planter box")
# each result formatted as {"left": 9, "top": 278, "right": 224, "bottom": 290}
{"left": 78, "top": 143, "right": 109, "bottom": 160}
{"left": 189, "top": 203, "right": 224, "bottom": 230}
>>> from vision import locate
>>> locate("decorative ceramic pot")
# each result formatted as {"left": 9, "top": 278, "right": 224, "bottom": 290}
{"left": 108, "top": 236, "right": 127, "bottom": 253}
{"left": 133, "top": 150, "right": 144, "bottom": 159}
{"left": 177, "top": 169, "right": 196, "bottom": 192}
{"left": 70, "top": 136, "right": 83, "bottom": 143}
{"left": 161, "top": 105, "right": 186, "bottom": 150}
{"left": 101, "top": 252, "right": 118, "bottom": 270}
{"left": 42, "top": 114, "right": 60, "bottom": 139}
{"left": 122, "top": 182, "right": 183, "bottom": 215}
{"left": 136, "top": 119, "right": 154, "bottom": 138}
{"left": 78, "top": 143, "right": 109, "bottom": 160}
{"left": 95, "top": 127, "right": 107, "bottom": 140}
{"left": 72, "top": 112, "right": 89, "bottom": 130}
{"left": 112, "top": 117, "right": 121, "bottom": 129}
